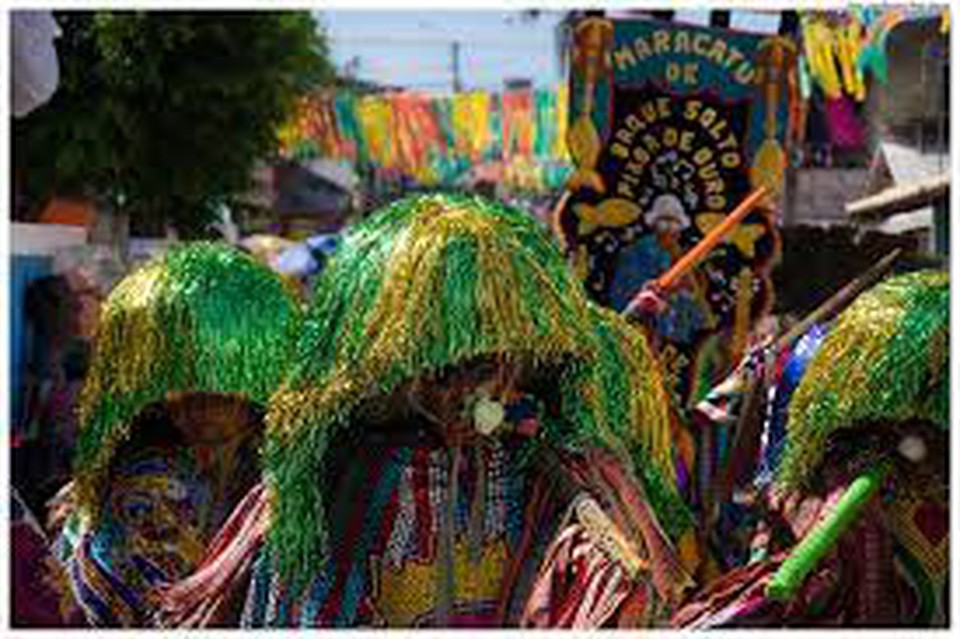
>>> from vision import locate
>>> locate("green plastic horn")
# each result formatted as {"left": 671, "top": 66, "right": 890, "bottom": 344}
{"left": 766, "top": 461, "right": 890, "bottom": 602}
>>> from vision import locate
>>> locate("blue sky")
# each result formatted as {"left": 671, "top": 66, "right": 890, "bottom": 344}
{"left": 317, "top": 9, "right": 782, "bottom": 94}
{"left": 317, "top": 10, "right": 567, "bottom": 93}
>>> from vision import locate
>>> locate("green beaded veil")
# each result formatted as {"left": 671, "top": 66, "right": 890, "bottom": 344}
{"left": 263, "top": 193, "right": 686, "bottom": 583}
{"left": 73, "top": 242, "right": 303, "bottom": 519}
{"left": 777, "top": 270, "right": 949, "bottom": 492}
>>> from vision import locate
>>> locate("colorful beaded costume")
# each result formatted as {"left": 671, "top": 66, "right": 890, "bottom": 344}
{"left": 673, "top": 270, "right": 949, "bottom": 627}
{"left": 52, "top": 243, "right": 302, "bottom": 626}
{"left": 241, "top": 193, "right": 693, "bottom": 627}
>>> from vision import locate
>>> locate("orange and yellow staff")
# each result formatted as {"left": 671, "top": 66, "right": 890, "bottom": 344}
{"left": 624, "top": 186, "right": 770, "bottom": 319}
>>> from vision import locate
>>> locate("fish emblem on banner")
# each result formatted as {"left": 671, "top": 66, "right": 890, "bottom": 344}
{"left": 560, "top": 17, "right": 791, "bottom": 405}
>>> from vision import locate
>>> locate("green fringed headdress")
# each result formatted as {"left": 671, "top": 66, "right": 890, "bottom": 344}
{"left": 777, "top": 270, "right": 949, "bottom": 492}
{"left": 560, "top": 304, "right": 694, "bottom": 539}
{"left": 74, "top": 242, "right": 302, "bottom": 519}
{"left": 264, "top": 193, "right": 683, "bottom": 584}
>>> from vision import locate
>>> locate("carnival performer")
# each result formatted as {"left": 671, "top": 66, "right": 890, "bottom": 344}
{"left": 49, "top": 243, "right": 302, "bottom": 627}
{"left": 673, "top": 270, "right": 948, "bottom": 627}
{"left": 155, "top": 193, "right": 694, "bottom": 628}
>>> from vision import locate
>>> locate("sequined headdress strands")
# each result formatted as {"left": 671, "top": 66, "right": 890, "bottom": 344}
{"left": 264, "top": 193, "right": 679, "bottom": 584}
{"left": 566, "top": 304, "right": 691, "bottom": 537}
{"left": 74, "top": 242, "right": 303, "bottom": 518}
{"left": 778, "top": 270, "right": 949, "bottom": 492}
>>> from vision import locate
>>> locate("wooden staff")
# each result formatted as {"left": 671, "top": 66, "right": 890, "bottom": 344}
{"left": 652, "top": 186, "right": 769, "bottom": 293}
{"left": 622, "top": 187, "right": 769, "bottom": 320}
{"left": 715, "top": 366, "right": 768, "bottom": 505}
{"left": 764, "top": 247, "right": 902, "bottom": 354}
{"left": 550, "top": 189, "right": 573, "bottom": 251}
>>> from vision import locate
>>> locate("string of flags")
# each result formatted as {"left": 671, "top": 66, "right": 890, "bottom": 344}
{"left": 799, "top": 5, "right": 948, "bottom": 102}
{"left": 278, "top": 86, "right": 573, "bottom": 193}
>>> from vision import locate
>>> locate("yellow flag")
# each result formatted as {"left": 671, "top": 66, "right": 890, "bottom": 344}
{"left": 555, "top": 83, "right": 570, "bottom": 160}
{"left": 453, "top": 92, "right": 490, "bottom": 160}
{"left": 368, "top": 98, "right": 396, "bottom": 169}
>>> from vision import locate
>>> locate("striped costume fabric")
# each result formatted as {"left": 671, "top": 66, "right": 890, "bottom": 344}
{"left": 237, "top": 430, "right": 681, "bottom": 628}
{"left": 55, "top": 452, "right": 214, "bottom": 626}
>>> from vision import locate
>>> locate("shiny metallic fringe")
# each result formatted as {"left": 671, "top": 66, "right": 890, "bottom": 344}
{"left": 74, "top": 242, "right": 303, "bottom": 521}
{"left": 778, "top": 270, "right": 949, "bottom": 493}
{"left": 263, "top": 193, "right": 685, "bottom": 587}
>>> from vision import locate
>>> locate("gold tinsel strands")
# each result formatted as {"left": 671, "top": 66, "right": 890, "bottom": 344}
{"left": 73, "top": 243, "right": 303, "bottom": 522}
{"left": 777, "top": 270, "right": 949, "bottom": 493}
{"left": 263, "top": 193, "right": 685, "bottom": 587}
{"left": 577, "top": 306, "right": 674, "bottom": 478}
{"left": 568, "top": 306, "right": 693, "bottom": 538}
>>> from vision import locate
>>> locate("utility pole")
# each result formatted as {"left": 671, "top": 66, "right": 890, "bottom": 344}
{"left": 344, "top": 56, "right": 361, "bottom": 81}
{"left": 779, "top": 10, "right": 800, "bottom": 228}
{"left": 451, "top": 41, "right": 462, "bottom": 93}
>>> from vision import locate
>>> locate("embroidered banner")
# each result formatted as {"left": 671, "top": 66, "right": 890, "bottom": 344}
{"left": 560, "top": 17, "right": 793, "bottom": 405}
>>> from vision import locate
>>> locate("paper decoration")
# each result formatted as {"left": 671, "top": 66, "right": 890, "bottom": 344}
{"left": 280, "top": 87, "right": 572, "bottom": 194}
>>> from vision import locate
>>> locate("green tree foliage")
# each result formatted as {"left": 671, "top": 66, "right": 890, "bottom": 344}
{"left": 14, "top": 11, "right": 335, "bottom": 235}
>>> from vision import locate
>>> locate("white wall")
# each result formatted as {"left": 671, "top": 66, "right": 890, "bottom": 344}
{"left": 11, "top": 222, "right": 87, "bottom": 256}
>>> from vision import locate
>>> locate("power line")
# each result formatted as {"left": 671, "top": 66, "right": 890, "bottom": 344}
{"left": 330, "top": 36, "right": 556, "bottom": 49}
{"left": 331, "top": 30, "right": 560, "bottom": 93}
{"left": 340, "top": 56, "right": 555, "bottom": 73}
